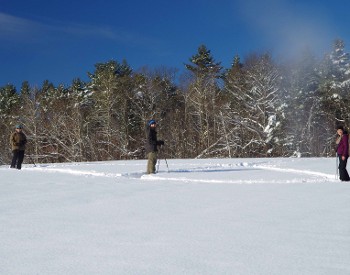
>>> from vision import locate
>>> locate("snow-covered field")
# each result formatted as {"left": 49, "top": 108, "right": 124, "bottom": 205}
{"left": 1, "top": 157, "right": 350, "bottom": 275}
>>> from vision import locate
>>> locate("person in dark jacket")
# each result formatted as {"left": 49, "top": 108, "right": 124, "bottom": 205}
{"left": 145, "top": 119, "right": 164, "bottom": 174}
{"left": 10, "top": 124, "right": 27, "bottom": 170}
{"left": 336, "top": 126, "right": 350, "bottom": 181}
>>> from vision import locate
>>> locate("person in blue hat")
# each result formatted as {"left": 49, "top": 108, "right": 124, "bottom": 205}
{"left": 145, "top": 119, "right": 164, "bottom": 174}
{"left": 10, "top": 124, "right": 27, "bottom": 169}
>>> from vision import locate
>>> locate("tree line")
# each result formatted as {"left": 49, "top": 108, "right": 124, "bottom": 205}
{"left": 1, "top": 39, "right": 349, "bottom": 165}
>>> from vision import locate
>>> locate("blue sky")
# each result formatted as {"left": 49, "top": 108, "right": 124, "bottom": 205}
{"left": 1, "top": 0, "right": 350, "bottom": 88}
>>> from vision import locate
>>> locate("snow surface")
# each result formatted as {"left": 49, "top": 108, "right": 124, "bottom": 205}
{"left": 1, "top": 157, "right": 350, "bottom": 275}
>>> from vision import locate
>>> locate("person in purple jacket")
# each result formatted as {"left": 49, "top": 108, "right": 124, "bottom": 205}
{"left": 336, "top": 126, "right": 350, "bottom": 181}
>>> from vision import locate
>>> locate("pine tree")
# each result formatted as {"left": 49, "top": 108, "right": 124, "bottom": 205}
{"left": 184, "top": 45, "right": 223, "bottom": 157}
{"left": 87, "top": 60, "right": 136, "bottom": 159}
{"left": 0, "top": 84, "right": 19, "bottom": 118}
{"left": 0, "top": 84, "right": 20, "bottom": 163}
{"left": 318, "top": 39, "right": 350, "bottom": 138}
{"left": 185, "top": 44, "right": 222, "bottom": 78}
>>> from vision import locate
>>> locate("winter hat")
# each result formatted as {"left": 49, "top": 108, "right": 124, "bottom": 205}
{"left": 337, "top": 126, "right": 344, "bottom": 131}
{"left": 148, "top": 119, "right": 156, "bottom": 126}
{"left": 15, "top": 124, "right": 23, "bottom": 129}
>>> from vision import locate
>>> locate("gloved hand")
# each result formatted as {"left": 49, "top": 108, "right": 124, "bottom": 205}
{"left": 158, "top": 140, "right": 164, "bottom": 146}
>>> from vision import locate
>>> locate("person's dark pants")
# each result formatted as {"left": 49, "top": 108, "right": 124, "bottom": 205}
{"left": 338, "top": 155, "right": 350, "bottom": 181}
{"left": 11, "top": 150, "right": 25, "bottom": 170}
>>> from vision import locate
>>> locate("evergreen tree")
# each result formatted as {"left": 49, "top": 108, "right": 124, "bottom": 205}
{"left": 0, "top": 84, "right": 20, "bottom": 163}
{"left": 315, "top": 39, "right": 350, "bottom": 155}
{"left": 87, "top": 60, "right": 136, "bottom": 159}
{"left": 185, "top": 44, "right": 222, "bottom": 78}
{"left": 20, "top": 81, "right": 30, "bottom": 96}
{"left": 0, "top": 84, "right": 19, "bottom": 119}
{"left": 184, "top": 45, "right": 223, "bottom": 157}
